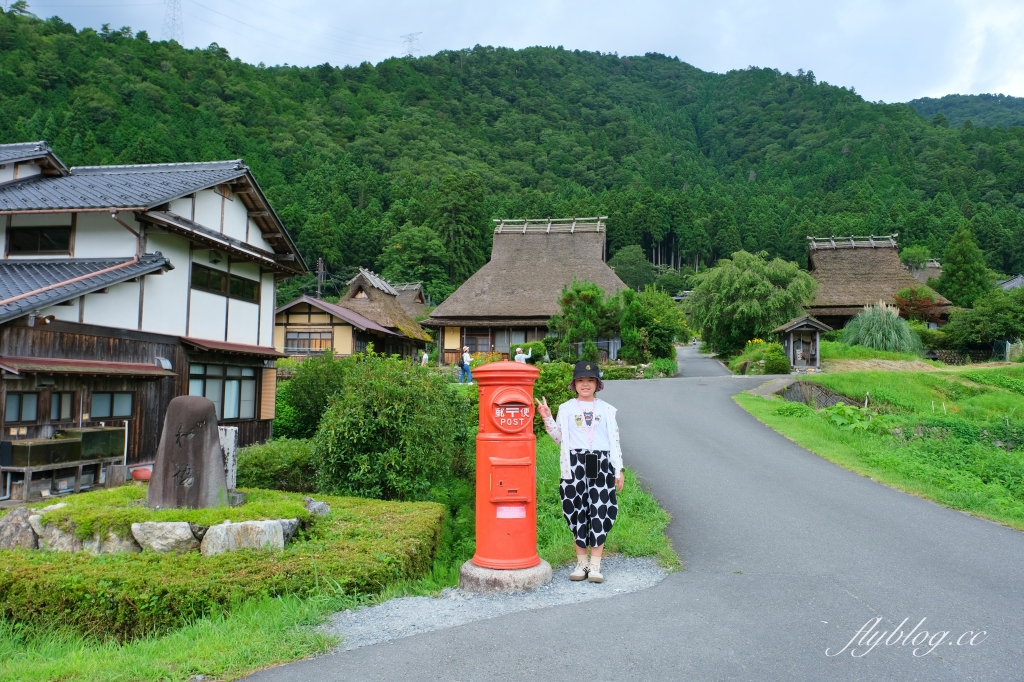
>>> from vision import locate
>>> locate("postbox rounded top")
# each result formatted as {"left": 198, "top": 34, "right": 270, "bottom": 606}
{"left": 472, "top": 360, "right": 540, "bottom": 386}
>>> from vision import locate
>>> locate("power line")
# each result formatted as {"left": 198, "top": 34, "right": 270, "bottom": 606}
{"left": 400, "top": 32, "right": 421, "bottom": 58}
{"left": 214, "top": 0, "right": 402, "bottom": 50}
{"left": 162, "top": 0, "right": 182, "bottom": 43}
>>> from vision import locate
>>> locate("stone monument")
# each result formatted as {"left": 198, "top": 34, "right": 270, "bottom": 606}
{"left": 147, "top": 396, "right": 227, "bottom": 509}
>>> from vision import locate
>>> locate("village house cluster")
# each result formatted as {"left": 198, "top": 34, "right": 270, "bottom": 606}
{"left": 0, "top": 141, "right": 304, "bottom": 500}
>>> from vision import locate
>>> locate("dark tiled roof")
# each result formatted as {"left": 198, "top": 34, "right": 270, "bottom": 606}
{"left": 0, "top": 255, "right": 172, "bottom": 323}
{"left": 0, "top": 141, "right": 66, "bottom": 170}
{"left": 0, "top": 160, "right": 246, "bottom": 212}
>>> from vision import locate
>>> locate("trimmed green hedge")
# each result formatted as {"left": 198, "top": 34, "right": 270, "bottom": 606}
{"left": 236, "top": 438, "right": 316, "bottom": 493}
{"left": 0, "top": 489, "right": 444, "bottom": 640}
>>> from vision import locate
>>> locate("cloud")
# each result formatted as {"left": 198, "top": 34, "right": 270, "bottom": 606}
{"left": 23, "top": 0, "right": 1024, "bottom": 101}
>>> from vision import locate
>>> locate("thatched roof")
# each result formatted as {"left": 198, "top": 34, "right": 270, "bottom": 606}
{"left": 806, "top": 236, "right": 951, "bottom": 318}
{"left": 392, "top": 282, "right": 429, "bottom": 320}
{"left": 427, "top": 218, "right": 627, "bottom": 327}
{"left": 337, "top": 268, "right": 431, "bottom": 342}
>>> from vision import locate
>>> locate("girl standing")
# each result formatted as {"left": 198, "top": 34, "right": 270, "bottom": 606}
{"left": 536, "top": 360, "right": 624, "bottom": 582}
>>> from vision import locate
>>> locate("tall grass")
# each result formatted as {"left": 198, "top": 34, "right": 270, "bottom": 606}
{"left": 841, "top": 301, "right": 922, "bottom": 354}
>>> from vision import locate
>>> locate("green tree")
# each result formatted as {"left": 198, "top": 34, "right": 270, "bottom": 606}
{"left": 618, "top": 287, "right": 687, "bottom": 363}
{"left": 608, "top": 244, "right": 656, "bottom": 290}
{"left": 653, "top": 267, "right": 693, "bottom": 296}
{"left": 377, "top": 223, "right": 453, "bottom": 302}
{"left": 548, "top": 280, "right": 610, "bottom": 362}
{"left": 430, "top": 173, "right": 488, "bottom": 285}
{"left": 899, "top": 245, "right": 931, "bottom": 269}
{"left": 935, "top": 225, "right": 991, "bottom": 306}
{"left": 942, "top": 288, "right": 1024, "bottom": 348}
{"left": 687, "top": 251, "right": 817, "bottom": 354}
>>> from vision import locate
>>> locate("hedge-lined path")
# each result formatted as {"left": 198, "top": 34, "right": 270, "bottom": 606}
{"left": 247, "top": 370, "right": 1024, "bottom": 681}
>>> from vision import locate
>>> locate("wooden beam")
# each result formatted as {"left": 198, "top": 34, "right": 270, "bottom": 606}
{"left": 274, "top": 254, "right": 296, "bottom": 261}
{"left": 248, "top": 211, "right": 270, "bottom": 218}
{"left": 261, "top": 232, "right": 284, "bottom": 239}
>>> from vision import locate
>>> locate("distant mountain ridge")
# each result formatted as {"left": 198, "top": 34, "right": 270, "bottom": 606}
{"left": 909, "top": 94, "right": 1024, "bottom": 128}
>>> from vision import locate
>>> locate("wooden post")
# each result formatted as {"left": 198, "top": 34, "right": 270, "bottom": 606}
{"left": 815, "top": 331, "right": 820, "bottom": 368}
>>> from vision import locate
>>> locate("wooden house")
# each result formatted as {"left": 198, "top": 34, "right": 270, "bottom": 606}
{"left": 806, "top": 235, "right": 951, "bottom": 329}
{"left": 273, "top": 295, "right": 400, "bottom": 356}
{"left": 425, "top": 218, "right": 627, "bottom": 363}
{"left": 274, "top": 270, "right": 430, "bottom": 358}
{"left": 0, "top": 140, "right": 305, "bottom": 474}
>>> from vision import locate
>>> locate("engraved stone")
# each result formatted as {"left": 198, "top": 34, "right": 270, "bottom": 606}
{"left": 148, "top": 396, "right": 227, "bottom": 509}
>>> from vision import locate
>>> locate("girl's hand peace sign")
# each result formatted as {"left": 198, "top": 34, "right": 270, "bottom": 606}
{"left": 535, "top": 396, "right": 552, "bottom": 421}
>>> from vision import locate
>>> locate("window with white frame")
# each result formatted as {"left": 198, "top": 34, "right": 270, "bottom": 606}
{"left": 188, "top": 364, "right": 257, "bottom": 420}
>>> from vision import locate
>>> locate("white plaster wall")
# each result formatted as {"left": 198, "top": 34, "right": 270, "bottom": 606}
{"left": 9, "top": 213, "right": 73, "bottom": 227}
{"left": 193, "top": 189, "right": 223, "bottom": 233}
{"left": 246, "top": 218, "right": 275, "bottom": 251}
{"left": 140, "top": 233, "right": 190, "bottom": 336}
{"left": 188, "top": 289, "right": 227, "bottom": 340}
{"left": 227, "top": 300, "right": 259, "bottom": 345}
{"left": 15, "top": 163, "right": 41, "bottom": 180}
{"left": 192, "top": 248, "right": 229, "bottom": 272}
{"left": 260, "top": 273, "right": 275, "bottom": 347}
{"left": 231, "top": 261, "right": 260, "bottom": 281}
{"left": 73, "top": 212, "right": 138, "bottom": 258}
{"left": 222, "top": 191, "right": 248, "bottom": 243}
{"left": 169, "top": 196, "right": 195, "bottom": 220}
{"left": 0, "top": 164, "right": 14, "bottom": 183}
{"left": 42, "top": 299, "right": 80, "bottom": 322}
{"left": 83, "top": 280, "right": 140, "bottom": 329}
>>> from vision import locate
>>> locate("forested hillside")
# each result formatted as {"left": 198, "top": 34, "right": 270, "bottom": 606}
{"left": 2, "top": 8, "right": 1024, "bottom": 302}
{"left": 910, "top": 94, "right": 1024, "bottom": 129}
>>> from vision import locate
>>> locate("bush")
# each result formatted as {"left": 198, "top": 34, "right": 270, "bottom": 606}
{"left": 313, "top": 353, "right": 474, "bottom": 501}
{"left": 273, "top": 355, "right": 351, "bottom": 439}
{"left": 532, "top": 362, "right": 575, "bottom": 433}
{"left": 650, "top": 357, "right": 678, "bottom": 377}
{"left": 520, "top": 340, "right": 547, "bottom": 363}
{"left": 942, "top": 287, "right": 1024, "bottom": 348}
{"left": 236, "top": 439, "right": 316, "bottom": 493}
{"left": 619, "top": 287, "right": 686, "bottom": 364}
{"left": 907, "top": 320, "right": 948, "bottom": 349}
{"left": 763, "top": 352, "right": 791, "bottom": 375}
{"left": 841, "top": 301, "right": 923, "bottom": 354}
{"left": 0, "top": 488, "right": 444, "bottom": 640}
{"left": 894, "top": 286, "right": 941, "bottom": 322}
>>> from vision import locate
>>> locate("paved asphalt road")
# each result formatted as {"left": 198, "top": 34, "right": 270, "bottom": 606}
{"left": 248, "top": 346, "right": 1024, "bottom": 681}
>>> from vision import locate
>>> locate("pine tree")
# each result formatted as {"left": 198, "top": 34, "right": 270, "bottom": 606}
{"left": 936, "top": 225, "right": 991, "bottom": 307}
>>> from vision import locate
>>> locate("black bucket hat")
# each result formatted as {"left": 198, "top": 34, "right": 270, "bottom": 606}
{"left": 569, "top": 360, "right": 604, "bottom": 392}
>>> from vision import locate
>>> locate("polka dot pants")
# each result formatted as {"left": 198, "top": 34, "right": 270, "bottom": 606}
{"left": 559, "top": 449, "right": 618, "bottom": 548}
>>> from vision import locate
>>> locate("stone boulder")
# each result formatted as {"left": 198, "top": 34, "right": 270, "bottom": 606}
{"left": 28, "top": 515, "right": 82, "bottom": 552}
{"left": 200, "top": 520, "right": 285, "bottom": 556}
{"left": 148, "top": 396, "right": 227, "bottom": 510}
{"left": 0, "top": 507, "right": 38, "bottom": 550}
{"left": 279, "top": 518, "right": 300, "bottom": 544}
{"left": 304, "top": 497, "right": 330, "bottom": 516}
{"left": 131, "top": 521, "right": 200, "bottom": 553}
{"left": 83, "top": 530, "right": 142, "bottom": 555}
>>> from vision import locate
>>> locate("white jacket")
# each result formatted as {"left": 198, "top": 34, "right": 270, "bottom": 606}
{"left": 543, "top": 398, "right": 624, "bottom": 479}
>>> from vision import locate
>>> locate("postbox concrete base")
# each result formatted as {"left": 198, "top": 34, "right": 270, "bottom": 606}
{"left": 459, "top": 559, "right": 552, "bottom": 593}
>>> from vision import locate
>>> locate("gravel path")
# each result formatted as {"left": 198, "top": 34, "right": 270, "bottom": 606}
{"left": 322, "top": 556, "right": 667, "bottom": 650}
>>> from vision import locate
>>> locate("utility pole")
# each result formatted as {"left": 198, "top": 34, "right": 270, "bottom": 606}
{"left": 315, "top": 257, "right": 325, "bottom": 298}
{"left": 162, "top": 0, "right": 183, "bottom": 43}
{"left": 400, "top": 32, "right": 421, "bottom": 58}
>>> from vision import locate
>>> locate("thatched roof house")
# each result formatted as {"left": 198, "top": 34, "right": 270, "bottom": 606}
{"left": 425, "top": 217, "right": 627, "bottom": 362}
{"left": 392, "top": 282, "right": 429, "bottom": 320}
{"left": 338, "top": 268, "right": 432, "bottom": 346}
{"left": 806, "top": 235, "right": 951, "bottom": 328}
{"left": 274, "top": 295, "right": 399, "bottom": 357}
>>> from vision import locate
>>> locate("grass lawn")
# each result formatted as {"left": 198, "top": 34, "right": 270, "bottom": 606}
{"left": 818, "top": 340, "right": 928, "bottom": 362}
{"left": 0, "top": 434, "right": 676, "bottom": 682}
{"left": 736, "top": 367, "right": 1024, "bottom": 531}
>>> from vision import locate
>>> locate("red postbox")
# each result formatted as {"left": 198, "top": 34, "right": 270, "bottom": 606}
{"left": 471, "top": 360, "right": 541, "bottom": 570}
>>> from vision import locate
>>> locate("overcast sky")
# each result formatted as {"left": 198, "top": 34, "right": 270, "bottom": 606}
{"left": 20, "top": 0, "right": 1024, "bottom": 102}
